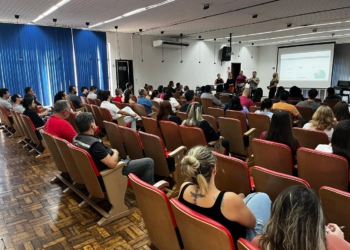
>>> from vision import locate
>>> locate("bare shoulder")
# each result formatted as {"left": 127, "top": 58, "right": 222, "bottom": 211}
{"left": 222, "top": 192, "right": 245, "bottom": 207}
{"left": 179, "top": 182, "right": 192, "bottom": 193}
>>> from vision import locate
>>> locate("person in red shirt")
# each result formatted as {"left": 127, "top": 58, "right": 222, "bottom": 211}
{"left": 239, "top": 88, "right": 254, "bottom": 110}
{"left": 44, "top": 100, "right": 77, "bottom": 143}
{"left": 113, "top": 88, "right": 123, "bottom": 103}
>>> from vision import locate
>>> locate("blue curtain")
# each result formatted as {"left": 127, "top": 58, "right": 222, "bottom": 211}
{"left": 73, "top": 29, "right": 109, "bottom": 92}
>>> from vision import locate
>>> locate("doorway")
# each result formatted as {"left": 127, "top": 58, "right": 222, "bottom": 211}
{"left": 116, "top": 60, "right": 134, "bottom": 91}
{"left": 231, "top": 63, "right": 241, "bottom": 81}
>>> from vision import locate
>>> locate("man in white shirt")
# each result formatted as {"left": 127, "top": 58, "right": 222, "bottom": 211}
{"left": 100, "top": 90, "right": 140, "bottom": 130}
{"left": 0, "top": 88, "right": 12, "bottom": 113}
{"left": 11, "top": 94, "right": 25, "bottom": 113}
{"left": 87, "top": 86, "right": 97, "bottom": 99}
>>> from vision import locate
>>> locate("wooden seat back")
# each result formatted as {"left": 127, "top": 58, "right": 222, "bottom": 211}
{"left": 292, "top": 127, "right": 329, "bottom": 149}
{"left": 218, "top": 117, "right": 245, "bottom": 155}
{"left": 103, "top": 121, "right": 127, "bottom": 159}
{"left": 118, "top": 126, "right": 144, "bottom": 159}
{"left": 142, "top": 117, "right": 163, "bottom": 138}
{"left": 94, "top": 99, "right": 102, "bottom": 106}
{"left": 219, "top": 96, "right": 232, "bottom": 105}
{"left": 159, "top": 120, "right": 183, "bottom": 151}
{"left": 133, "top": 103, "right": 148, "bottom": 117}
{"left": 87, "top": 98, "right": 95, "bottom": 105}
{"left": 65, "top": 112, "right": 79, "bottom": 133}
{"left": 179, "top": 125, "right": 207, "bottom": 150}
{"left": 207, "top": 107, "right": 224, "bottom": 121}
{"left": 176, "top": 112, "right": 186, "bottom": 121}
{"left": 202, "top": 114, "right": 218, "bottom": 133}
{"left": 323, "top": 99, "right": 340, "bottom": 110}
{"left": 200, "top": 98, "right": 214, "bottom": 114}
{"left": 296, "top": 106, "right": 313, "bottom": 121}
{"left": 91, "top": 105, "right": 105, "bottom": 129}
{"left": 20, "top": 114, "right": 40, "bottom": 145}
{"left": 247, "top": 113, "right": 270, "bottom": 139}
{"left": 226, "top": 110, "right": 247, "bottom": 132}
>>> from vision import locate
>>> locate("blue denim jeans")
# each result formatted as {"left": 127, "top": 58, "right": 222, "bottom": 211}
{"left": 122, "top": 158, "right": 154, "bottom": 185}
{"left": 244, "top": 192, "right": 271, "bottom": 241}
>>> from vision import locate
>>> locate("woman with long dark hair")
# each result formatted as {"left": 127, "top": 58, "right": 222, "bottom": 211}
{"left": 230, "top": 96, "right": 249, "bottom": 115}
{"left": 262, "top": 110, "right": 300, "bottom": 161}
{"left": 254, "top": 186, "right": 349, "bottom": 250}
{"left": 252, "top": 88, "right": 263, "bottom": 103}
{"left": 156, "top": 101, "right": 182, "bottom": 125}
{"left": 168, "top": 81, "right": 176, "bottom": 93}
{"left": 333, "top": 101, "right": 350, "bottom": 122}
{"left": 255, "top": 98, "right": 273, "bottom": 119}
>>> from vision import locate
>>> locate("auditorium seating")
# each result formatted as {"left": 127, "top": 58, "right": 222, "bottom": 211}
{"left": 80, "top": 96, "right": 87, "bottom": 104}
{"left": 129, "top": 174, "right": 182, "bottom": 250}
{"left": 69, "top": 100, "right": 85, "bottom": 112}
{"left": 10, "top": 109, "right": 25, "bottom": 139}
{"left": 94, "top": 99, "right": 102, "bottom": 106}
{"left": 176, "top": 111, "right": 186, "bottom": 121}
{"left": 296, "top": 106, "right": 313, "bottom": 122}
{"left": 202, "top": 114, "right": 219, "bottom": 133}
{"left": 179, "top": 125, "right": 225, "bottom": 154}
{"left": 292, "top": 127, "right": 329, "bottom": 149}
{"left": 323, "top": 99, "right": 340, "bottom": 110}
{"left": 252, "top": 166, "right": 310, "bottom": 202}
{"left": 14, "top": 111, "right": 31, "bottom": 146}
{"left": 200, "top": 98, "right": 214, "bottom": 114}
{"left": 173, "top": 93, "right": 181, "bottom": 100}
{"left": 118, "top": 125, "right": 144, "bottom": 159}
{"left": 252, "top": 139, "right": 294, "bottom": 175}
{"left": 219, "top": 96, "right": 232, "bottom": 106}
{"left": 170, "top": 198, "right": 236, "bottom": 250}
{"left": 139, "top": 131, "right": 187, "bottom": 197}
{"left": 247, "top": 113, "right": 270, "bottom": 139}
{"left": 91, "top": 104, "right": 105, "bottom": 132}
{"left": 68, "top": 143, "right": 132, "bottom": 226}
{"left": 226, "top": 110, "right": 247, "bottom": 132}
{"left": 319, "top": 186, "right": 350, "bottom": 242}
{"left": 65, "top": 112, "right": 79, "bottom": 133}
{"left": 86, "top": 98, "right": 95, "bottom": 105}
{"left": 112, "top": 101, "right": 123, "bottom": 109}
{"left": 103, "top": 121, "right": 128, "bottom": 159}
{"left": 84, "top": 103, "right": 93, "bottom": 113}
{"left": 297, "top": 148, "right": 349, "bottom": 191}
{"left": 142, "top": 117, "right": 163, "bottom": 138}
{"left": 0, "top": 106, "right": 15, "bottom": 136}
{"left": 100, "top": 107, "right": 126, "bottom": 127}
{"left": 207, "top": 107, "right": 224, "bottom": 121}
{"left": 218, "top": 117, "right": 255, "bottom": 164}
{"left": 151, "top": 100, "right": 161, "bottom": 110}
{"left": 237, "top": 238, "right": 261, "bottom": 250}
{"left": 248, "top": 106, "right": 260, "bottom": 113}
{"left": 133, "top": 103, "right": 157, "bottom": 119}
{"left": 158, "top": 120, "right": 183, "bottom": 151}
{"left": 213, "top": 152, "right": 253, "bottom": 195}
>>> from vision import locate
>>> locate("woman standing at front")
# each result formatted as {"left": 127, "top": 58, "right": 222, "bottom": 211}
{"left": 225, "top": 72, "right": 235, "bottom": 93}
{"left": 235, "top": 71, "right": 247, "bottom": 96}
{"left": 214, "top": 74, "right": 224, "bottom": 93}
{"left": 268, "top": 73, "right": 279, "bottom": 99}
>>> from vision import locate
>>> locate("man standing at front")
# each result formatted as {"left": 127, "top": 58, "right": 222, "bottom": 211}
{"left": 249, "top": 71, "right": 260, "bottom": 98}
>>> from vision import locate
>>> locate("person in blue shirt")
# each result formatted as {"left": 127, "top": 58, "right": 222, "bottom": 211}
{"left": 137, "top": 88, "right": 159, "bottom": 114}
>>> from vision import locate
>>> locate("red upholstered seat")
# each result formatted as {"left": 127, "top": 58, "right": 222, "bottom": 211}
{"left": 237, "top": 238, "right": 261, "bottom": 250}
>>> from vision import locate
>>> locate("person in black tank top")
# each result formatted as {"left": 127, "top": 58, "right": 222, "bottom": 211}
{"left": 178, "top": 146, "right": 271, "bottom": 248}
{"left": 215, "top": 73, "right": 224, "bottom": 93}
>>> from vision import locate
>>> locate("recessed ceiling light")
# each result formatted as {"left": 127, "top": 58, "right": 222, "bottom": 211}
{"left": 32, "top": 0, "right": 70, "bottom": 23}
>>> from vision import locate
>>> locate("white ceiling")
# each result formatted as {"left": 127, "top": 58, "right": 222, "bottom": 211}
{"left": 1, "top": 0, "right": 350, "bottom": 46}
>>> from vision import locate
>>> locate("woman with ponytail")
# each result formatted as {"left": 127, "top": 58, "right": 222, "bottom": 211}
{"left": 178, "top": 146, "right": 271, "bottom": 248}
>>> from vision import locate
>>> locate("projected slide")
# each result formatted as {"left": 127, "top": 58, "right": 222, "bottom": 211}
{"left": 280, "top": 51, "right": 331, "bottom": 81}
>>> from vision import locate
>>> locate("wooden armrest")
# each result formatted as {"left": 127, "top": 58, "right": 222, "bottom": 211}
{"left": 154, "top": 180, "right": 169, "bottom": 190}
{"left": 36, "top": 126, "right": 45, "bottom": 131}
{"left": 149, "top": 112, "right": 157, "bottom": 119}
{"left": 208, "top": 136, "right": 224, "bottom": 146}
{"left": 244, "top": 128, "right": 256, "bottom": 137}
{"left": 76, "top": 107, "right": 85, "bottom": 112}
{"left": 100, "top": 161, "right": 127, "bottom": 177}
{"left": 168, "top": 146, "right": 187, "bottom": 158}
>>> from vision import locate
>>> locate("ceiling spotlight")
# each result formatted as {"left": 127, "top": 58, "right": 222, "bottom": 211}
{"left": 332, "top": 33, "right": 335, "bottom": 37}
{"left": 86, "top": 22, "right": 90, "bottom": 26}
{"left": 15, "top": 15, "right": 20, "bottom": 19}
{"left": 115, "top": 26, "right": 118, "bottom": 29}
{"left": 252, "top": 14, "right": 258, "bottom": 18}
{"left": 204, "top": 4, "right": 210, "bottom": 10}
{"left": 312, "top": 28, "right": 317, "bottom": 33}
{"left": 53, "top": 18, "right": 57, "bottom": 22}
{"left": 139, "top": 29, "right": 143, "bottom": 32}
{"left": 287, "top": 23, "right": 292, "bottom": 28}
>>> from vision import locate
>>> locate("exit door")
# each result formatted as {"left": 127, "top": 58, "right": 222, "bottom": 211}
{"left": 116, "top": 60, "right": 134, "bottom": 91}
{"left": 231, "top": 63, "right": 241, "bottom": 81}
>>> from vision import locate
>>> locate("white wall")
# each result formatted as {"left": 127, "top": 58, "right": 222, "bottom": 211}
{"left": 257, "top": 45, "right": 278, "bottom": 93}
{"left": 106, "top": 32, "right": 259, "bottom": 92}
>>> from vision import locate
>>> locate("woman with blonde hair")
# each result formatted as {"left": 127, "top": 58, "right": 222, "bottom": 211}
{"left": 303, "top": 105, "right": 336, "bottom": 140}
{"left": 268, "top": 72, "right": 279, "bottom": 99}
{"left": 253, "top": 185, "right": 350, "bottom": 250}
{"left": 183, "top": 102, "right": 229, "bottom": 155}
{"left": 178, "top": 146, "right": 271, "bottom": 248}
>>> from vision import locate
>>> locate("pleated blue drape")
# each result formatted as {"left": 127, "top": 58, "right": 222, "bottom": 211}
{"left": 0, "top": 23, "right": 108, "bottom": 105}
{"left": 73, "top": 29, "right": 109, "bottom": 92}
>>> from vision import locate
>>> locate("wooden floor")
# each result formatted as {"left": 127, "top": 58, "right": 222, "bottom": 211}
{"left": 0, "top": 130, "right": 151, "bottom": 250}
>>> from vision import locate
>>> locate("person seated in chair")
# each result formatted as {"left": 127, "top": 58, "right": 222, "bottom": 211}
{"left": 325, "top": 87, "right": 342, "bottom": 100}
{"left": 23, "top": 97, "right": 47, "bottom": 142}
{"left": 24, "top": 87, "right": 42, "bottom": 106}
{"left": 296, "top": 88, "right": 321, "bottom": 112}
{"left": 68, "top": 86, "right": 85, "bottom": 110}
{"left": 137, "top": 88, "right": 159, "bottom": 114}
{"left": 179, "top": 146, "right": 271, "bottom": 248}
{"left": 73, "top": 112, "right": 155, "bottom": 186}
{"left": 157, "top": 101, "right": 182, "bottom": 125}
{"left": 239, "top": 88, "right": 255, "bottom": 110}
{"left": 0, "top": 88, "right": 12, "bottom": 114}
{"left": 183, "top": 102, "right": 229, "bottom": 155}
{"left": 87, "top": 86, "right": 97, "bottom": 99}
{"left": 201, "top": 85, "right": 229, "bottom": 111}
{"left": 81, "top": 86, "right": 89, "bottom": 97}
{"left": 100, "top": 90, "right": 140, "bottom": 130}
{"left": 273, "top": 91, "right": 303, "bottom": 121}
{"left": 180, "top": 90, "right": 195, "bottom": 112}
{"left": 11, "top": 94, "right": 25, "bottom": 113}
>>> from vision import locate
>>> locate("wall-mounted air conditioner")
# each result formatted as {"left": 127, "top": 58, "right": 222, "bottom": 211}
{"left": 153, "top": 40, "right": 190, "bottom": 49}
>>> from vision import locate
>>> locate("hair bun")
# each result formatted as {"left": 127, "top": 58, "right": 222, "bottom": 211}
{"left": 181, "top": 155, "right": 200, "bottom": 169}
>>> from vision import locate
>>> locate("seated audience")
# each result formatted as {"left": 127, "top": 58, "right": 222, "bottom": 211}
{"left": 201, "top": 85, "right": 229, "bottom": 111}
{"left": 179, "top": 146, "right": 271, "bottom": 246}
{"left": 183, "top": 103, "right": 229, "bottom": 155}
{"left": 272, "top": 86, "right": 284, "bottom": 100}
{"left": 176, "top": 82, "right": 184, "bottom": 95}
{"left": 137, "top": 89, "right": 158, "bottom": 114}
{"left": 68, "top": 86, "right": 85, "bottom": 109}
{"left": 182, "top": 85, "right": 189, "bottom": 96}
{"left": 0, "top": 88, "right": 12, "bottom": 113}
{"left": 148, "top": 85, "right": 153, "bottom": 95}
{"left": 168, "top": 81, "right": 176, "bottom": 93}
{"left": 252, "top": 88, "right": 263, "bottom": 103}
{"left": 262, "top": 110, "right": 300, "bottom": 163}
{"left": 44, "top": 100, "right": 77, "bottom": 143}
{"left": 180, "top": 90, "right": 195, "bottom": 112}
{"left": 239, "top": 88, "right": 254, "bottom": 109}
{"left": 163, "top": 89, "right": 181, "bottom": 112}
{"left": 325, "top": 87, "right": 342, "bottom": 100}
{"left": 303, "top": 105, "right": 335, "bottom": 140}
{"left": 160, "top": 87, "right": 167, "bottom": 99}
{"left": 253, "top": 186, "right": 350, "bottom": 250}
{"left": 151, "top": 90, "right": 163, "bottom": 103}
{"left": 273, "top": 91, "right": 303, "bottom": 120}
{"left": 54, "top": 91, "right": 68, "bottom": 103}
{"left": 157, "top": 85, "right": 164, "bottom": 96}
{"left": 255, "top": 99, "right": 273, "bottom": 119}
{"left": 157, "top": 101, "right": 182, "bottom": 125}
{"left": 100, "top": 90, "right": 139, "bottom": 130}
{"left": 316, "top": 120, "right": 350, "bottom": 162}
{"left": 87, "top": 86, "right": 97, "bottom": 99}
{"left": 11, "top": 94, "right": 24, "bottom": 113}
{"left": 24, "top": 87, "right": 42, "bottom": 106}
{"left": 289, "top": 85, "right": 304, "bottom": 101}
{"left": 96, "top": 90, "right": 104, "bottom": 102}
{"left": 144, "top": 85, "right": 151, "bottom": 100}
{"left": 230, "top": 96, "right": 249, "bottom": 116}
{"left": 333, "top": 101, "right": 350, "bottom": 121}
{"left": 113, "top": 88, "right": 123, "bottom": 103}
{"left": 23, "top": 97, "right": 46, "bottom": 129}
{"left": 296, "top": 88, "right": 321, "bottom": 112}
{"left": 220, "top": 82, "right": 233, "bottom": 97}
{"left": 124, "top": 83, "right": 135, "bottom": 104}
{"left": 81, "top": 86, "right": 89, "bottom": 97}
{"left": 73, "top": 112, "right": 155, "bottom": 187}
